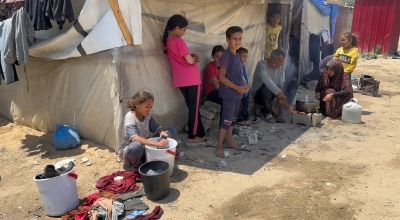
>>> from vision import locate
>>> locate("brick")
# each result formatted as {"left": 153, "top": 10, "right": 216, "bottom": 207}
{"left": 311, "top": 113, "right": 322, "bottom": 127}
{"left": 203, "top": 101, "right": 221, "bottom": 113}
{"left": 293, "top": 112, "right": 312, "bottom": 127}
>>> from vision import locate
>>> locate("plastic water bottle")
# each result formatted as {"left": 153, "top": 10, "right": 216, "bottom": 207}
{"left": 248, "top": 133, "right": 258, "bottom": 145}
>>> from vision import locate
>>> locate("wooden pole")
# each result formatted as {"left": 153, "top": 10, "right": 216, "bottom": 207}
{"left": 107, "top": 0, "right": 134, "bottom": 45}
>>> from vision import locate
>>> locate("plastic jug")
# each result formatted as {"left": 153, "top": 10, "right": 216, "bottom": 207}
{"left": 342, "top": 98, "right": 362, "bottom": 124}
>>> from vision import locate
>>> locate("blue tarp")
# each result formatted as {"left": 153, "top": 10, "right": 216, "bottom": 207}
{"left": 309, "top": 0, "right": 339, "bottom": 40}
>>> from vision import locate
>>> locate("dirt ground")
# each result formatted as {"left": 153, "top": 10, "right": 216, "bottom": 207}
{"left": 1, "top": 58, "right": 400, "bottom": 220}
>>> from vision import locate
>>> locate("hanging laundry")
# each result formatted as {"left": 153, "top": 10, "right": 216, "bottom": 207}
{"left": 25, "top": 0, "right": 74, "bottom": 31}
{"left": 0, "top": 7, "right": 34, "bottom": 84}
{"left": 0, "top": 0, "right": 25, "bottom": 21}
{"left": 24, "top": 0, "right": 52, "bottom": 31}
{"left": 45, "top": 0, "right": 75, "bottom": 30}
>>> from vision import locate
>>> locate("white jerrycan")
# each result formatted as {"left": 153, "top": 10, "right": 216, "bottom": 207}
{"left": 342, "top": 98, "right": 362, "bottom": 124}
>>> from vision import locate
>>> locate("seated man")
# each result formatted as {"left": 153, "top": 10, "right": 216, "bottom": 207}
{"left": 252, "top": 49, "right": 293, "bottom": 122}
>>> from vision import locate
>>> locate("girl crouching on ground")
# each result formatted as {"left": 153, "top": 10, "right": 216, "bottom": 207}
{"left": 120, "top": 90, "right": 170, "bottom": 170}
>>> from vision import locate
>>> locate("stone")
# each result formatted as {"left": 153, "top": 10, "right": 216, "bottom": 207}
{"left": 326, "top": 182, "right": 336, "bottom": 187}
{"left": 205, "top": 105, "right": 221, "bottom": 114}
{"left": 213, "top": 115, "right": 220, "bottom": 126}
{"left": 293, "top": 112, "right": 312, "bottom": 127}
{"left": 219, "top": 160, "right": 228, "bottom": 167}
{"left": 223, "top": 151, "right": 230, "bottom": 158}
{"left": 200, "top": 108, "right": 216, "bottom": 120}
{"left": 202, "top": 118, "right": 214, "bottom": 131}
{"left": 203, "top": 101, "right": 221, "bottom": 112}
{"left": 311, "top": 113, "right": 322, "bottom": 127}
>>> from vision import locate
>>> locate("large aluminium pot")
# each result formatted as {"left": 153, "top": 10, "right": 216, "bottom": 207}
{"left": 296, "top": 100, "right": 317, "bottom": 113}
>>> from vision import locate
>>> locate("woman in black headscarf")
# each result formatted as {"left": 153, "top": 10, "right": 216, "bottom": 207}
{"left": 315, "top": 59, "right": 353, "bottom": 119}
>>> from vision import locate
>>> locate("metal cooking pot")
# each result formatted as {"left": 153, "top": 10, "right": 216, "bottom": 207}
{"left": 296, "top": 100, "right": 317, "bottom": 113}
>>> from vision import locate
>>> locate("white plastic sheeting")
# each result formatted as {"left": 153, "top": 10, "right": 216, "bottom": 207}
{"left": 299, "top": 0, "right": 330, "bottom": 79}
{"left": 0, "top": 0, "right": 267, "bottom": 150}
{"left": 29, "top": 0, "right": 142, "bottom": 59}
{"left": 0, "top": 55, "right": 122, "bottom": 148}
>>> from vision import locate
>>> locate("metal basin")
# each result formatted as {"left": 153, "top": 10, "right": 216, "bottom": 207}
{"left": 296, "top": 100, "right": 317, "bottom": 113}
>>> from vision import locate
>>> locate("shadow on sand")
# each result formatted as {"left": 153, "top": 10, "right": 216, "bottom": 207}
{"left": 17, "top": 129, "right": 114, "bottom": 160}
{"left": 176, "top": 121, "right": 310, "bottom": 176}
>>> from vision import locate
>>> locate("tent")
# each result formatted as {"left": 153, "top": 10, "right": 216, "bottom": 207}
{"left": 285, "top": 0, "right": 339, "bottom": 102}
{"left": 0, "top": 0, "right": 266, "bottom": 150}
{"left": 0, "top": 0, "right": 344, "bottom": 150}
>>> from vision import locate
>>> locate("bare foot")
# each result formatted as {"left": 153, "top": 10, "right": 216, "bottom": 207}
{"left": 226, "top": 140, "right": 239, "bottom": 149}
{"left": 215, "top": 147, "right": 224, "bottom": 157}
{"left": 187, "top": 136, "right": 204, "bottom": 144}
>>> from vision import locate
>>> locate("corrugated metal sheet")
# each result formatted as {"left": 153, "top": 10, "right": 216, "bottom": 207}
{"left": 334, "top": 6, "right": 354, "bottom": 49}
{"left": 398, "top": 36, "right": 400, "bottom": 51}
{"left": 352, "top": 0, "right": 400, "bottom": 55}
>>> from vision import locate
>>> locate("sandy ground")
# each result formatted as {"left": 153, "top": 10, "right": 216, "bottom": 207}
{"left": 1, "top": 58, "right": 400, "bottom": 220}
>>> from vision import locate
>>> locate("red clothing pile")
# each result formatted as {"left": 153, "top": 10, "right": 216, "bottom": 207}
{"left": 127, "top": 206, "right": 164, "bottom": 220}
{"left": 96, "top": 171, "right": 140, "bottom": 193}
{"left": 61, "top": 192, "right": 100, "bottom": 220}
{"left": 63, "top": 171, "right": 142, "bottom": 220}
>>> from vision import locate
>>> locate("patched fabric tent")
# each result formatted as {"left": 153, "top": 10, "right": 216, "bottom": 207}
{"left": 0, "top": 0, "right": 345, "bottom": 150}
{"left": 0, "top": 0, "right": 266, "bottom": 150}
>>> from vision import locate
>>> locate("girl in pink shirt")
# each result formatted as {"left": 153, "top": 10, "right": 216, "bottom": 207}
{"left": 163, "top": 14, "right": 205, "bottom": 144}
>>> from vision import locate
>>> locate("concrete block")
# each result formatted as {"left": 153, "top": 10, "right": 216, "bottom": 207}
{"left": 204, "top": 105, "right": 221, "bottom": 114}
{"left": 202, "top": 118, "right": 214, "bottom": 131}
{"left": 213, "top": 115, "right": 220, "bottom": 126}
{"left": 200, "top": 107, "right": 216, "bottom": 120}
{"left": 293, "top": 112, "right": 312, "bottom": 127}
{"left": 203, "top": 101, "right": 221, "bottom": 111}
{"left": 311, "top": 113, "right": 323, "bottom": 127}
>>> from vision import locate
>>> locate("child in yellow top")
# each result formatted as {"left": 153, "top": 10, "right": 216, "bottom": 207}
{"left": 334, "top": 32, "right": 359, "bottom": 75}
{"left": 265, "top": 11, "right": 282, "bottom": 59}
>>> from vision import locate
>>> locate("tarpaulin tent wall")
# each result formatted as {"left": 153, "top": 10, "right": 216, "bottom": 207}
{"left": 0, "top": 0, "right": 267, "bottom": 150}
{"left": 298, "top": 0, "right": 338, "bottom": 80}
{"left": 283, "top": 0, "right": 343, "bottom": 104}
{"left": 1, "top": 0, "right": 346, "bottom": 150}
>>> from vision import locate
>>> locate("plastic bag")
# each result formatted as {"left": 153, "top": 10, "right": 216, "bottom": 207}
{"left": 53, "top": 125, "right": 81, "bottom": 150}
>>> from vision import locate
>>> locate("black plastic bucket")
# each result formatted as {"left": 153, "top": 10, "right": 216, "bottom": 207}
{"left": 139, "top": 160, "right": 170, "bottom": 201}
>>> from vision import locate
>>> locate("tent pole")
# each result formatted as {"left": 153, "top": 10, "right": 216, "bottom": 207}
{"left": 107, "top": 0, "right": 134, "bottom": 45}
